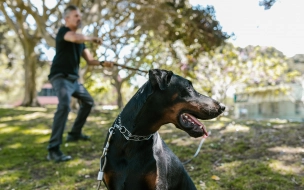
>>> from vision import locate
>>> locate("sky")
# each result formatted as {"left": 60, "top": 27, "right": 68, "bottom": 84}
{"left": 189, "top": 0, "right": 304, "bottom": 57}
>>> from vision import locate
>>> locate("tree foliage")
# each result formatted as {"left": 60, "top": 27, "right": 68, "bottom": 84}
{"left": 259, "top": 0, "right": 277, "bottom": 10}
{"left": 0, "top": 0, "right": 230, "bottom": 107}
{"left": 0, "top": 0, "right": 62, "bottom": 106}
{"left": 76, "top": 0, "right": 170, "bottom": 108}
{"left": 192, "top": 43, "right": 248, "bottom": 104}
{"left": 0, "top": 0, "right": 286, "bottom": 108}
{"left": 132, "top": 1, "right": 231, "bottom": 58}
{"left": 0, "top": 21, "right": 24, "bottom": 103}
{"left": 189, "top": 44, "right": 295, "bottom": 107}
{"left": 76, "top": 0, "right": 230, "bottom": 108}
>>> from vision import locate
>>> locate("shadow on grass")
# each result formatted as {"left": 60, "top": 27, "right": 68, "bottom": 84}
{"left": 0, "top": 108, "right": 303, "bottom": 190}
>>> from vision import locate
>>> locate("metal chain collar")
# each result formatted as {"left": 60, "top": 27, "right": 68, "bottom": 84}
{"left": 110, "top": 114, "right": 153, "bottom": 141}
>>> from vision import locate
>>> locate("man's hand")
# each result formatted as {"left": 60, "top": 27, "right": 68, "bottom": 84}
{"left": 101, "top": 61, "right": 114, "bottom": 68}
{"left": 92, "top": 37, "right": 102, "bottom": 45}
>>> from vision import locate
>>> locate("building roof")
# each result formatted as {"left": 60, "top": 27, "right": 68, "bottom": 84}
{"left": 37, "top": 96, "right": 58, "bottom": 105}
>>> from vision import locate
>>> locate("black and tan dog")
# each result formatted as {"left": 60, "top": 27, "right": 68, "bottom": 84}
{"left": 101, "top": 69, "right": 225, "bottom": 190}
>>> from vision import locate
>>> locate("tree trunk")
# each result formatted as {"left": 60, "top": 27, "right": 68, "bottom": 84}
{"left": 114, "top": 81, "right": 123, "bottom": 109}
{"left": 20, "top": 43, "right": 40, "bottom": 107}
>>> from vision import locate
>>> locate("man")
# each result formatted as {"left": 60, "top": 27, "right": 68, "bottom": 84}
{"left": 47, "top": 5, "right": 113, "bottom": 162}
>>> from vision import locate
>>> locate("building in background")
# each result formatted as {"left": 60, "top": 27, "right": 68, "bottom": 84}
{"left": 234, "top": 83, "right": 304, "bottom": 122}
{"left": 37, "top": 83, "right": 58, "bottom": 105}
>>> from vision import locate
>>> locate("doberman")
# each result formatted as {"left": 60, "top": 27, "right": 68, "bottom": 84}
{"left": 100, "top": 69, "right": 225, "bottom": 190}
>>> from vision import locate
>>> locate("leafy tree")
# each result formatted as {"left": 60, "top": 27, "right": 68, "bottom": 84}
{"left": 259, "top": 0, "right": 277, "bottom": 10}
{"left": 189, "top": 44, "right": 293, "bottom": 109}
{"left": 0, "top": 21, "right": 24, "bottom": 103}
{"left": 0, "top": 0, "right": 85, "bottom": 106}
{"left": 133, "top": 1, "right": 231, "bottom": 58}
{"left": 78, "top": 0, "right": 231, "bottom": 108}
{"left": 192, "top": 43, "right": 247, "bottom": 105}
{"left": 0, "top": 1, "right": 58, "bottom": 106}
{"left": 0, "top": 0, "right": 231, "bottom": 108}
{"left": 240, "top": 46, "right": 288, "bottom": 88}
{"left": 73, "top": 0, "right": 163, "bottom": 108}
{"left": 287, "top": 54, "right": 304, "bottom": 74}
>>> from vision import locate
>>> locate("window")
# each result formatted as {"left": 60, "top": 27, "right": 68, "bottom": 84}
{"left": 258, "top": 103, "right": 262, "bottom": 115}
{"left": 38, "top": 88, "right": 56, "bottom": 96}
{"left": 271, "top": 102, "right": 278, "bottom": 114}
{"left": 295, "top": 101, "right": 302, "bottom": 115}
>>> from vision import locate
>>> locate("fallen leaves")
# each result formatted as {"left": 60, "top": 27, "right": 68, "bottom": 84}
{"left": 211, "top": 175, "right": 220, "bottom": 181}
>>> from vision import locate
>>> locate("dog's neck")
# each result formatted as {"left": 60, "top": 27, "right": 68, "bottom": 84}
{"left": 118, "top": 107, "right": 161, "bottom": 137}
{"left": 117, "top": 81, "right": 165, "bottom": 136}
{"left": 112, "top": 114, "right": 154, "bottom": 141}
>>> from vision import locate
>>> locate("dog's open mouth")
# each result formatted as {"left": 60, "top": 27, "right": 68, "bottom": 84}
{"left": 179, "top": 113, "right": 209, "bottom": 137}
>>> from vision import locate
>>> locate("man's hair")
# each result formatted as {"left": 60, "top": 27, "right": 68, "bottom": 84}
{"left": 63, "top": 5, "right": 79, "bottom": 18}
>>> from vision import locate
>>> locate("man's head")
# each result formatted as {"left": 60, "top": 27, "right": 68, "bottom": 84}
{"left": 63, "top": 5, "right": 82, "bottom": 30}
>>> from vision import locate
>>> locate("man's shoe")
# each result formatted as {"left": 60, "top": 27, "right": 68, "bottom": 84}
{"left": 66, "top": 133, "right": 90, "bottom": 142}
{"left": 47, "top": 150, "right": 72, "bottom": 162}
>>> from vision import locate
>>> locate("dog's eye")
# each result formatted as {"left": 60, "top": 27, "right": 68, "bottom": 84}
{"left": 181, "top": 85, "right": 193, "bottom": 97}
{"left": 187, "top": 85, "right": 193, "bottom": 92}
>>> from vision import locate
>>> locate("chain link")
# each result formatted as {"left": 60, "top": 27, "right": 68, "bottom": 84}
{"left": 113, "top": 115, "right": 153, "bottom": 141}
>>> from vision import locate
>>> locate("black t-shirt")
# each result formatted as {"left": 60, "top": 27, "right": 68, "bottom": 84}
{"left": 48, "top": 26, "right": 86, "bottom": 80}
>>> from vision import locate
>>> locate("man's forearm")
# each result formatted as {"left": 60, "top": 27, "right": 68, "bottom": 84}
{"left": 70, "top": 34, "right": 94, "bottom": 44}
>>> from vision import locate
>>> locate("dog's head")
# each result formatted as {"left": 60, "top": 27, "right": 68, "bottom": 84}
{"left": 121, "top": 69, "right": 225, "bottom": 138}
{"left": 147, "top": 69, "right": 225, "bottom": 138}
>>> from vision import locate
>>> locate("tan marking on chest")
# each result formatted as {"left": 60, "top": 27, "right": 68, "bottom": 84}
{"left": 143, "top": 171, "right": 157, "bottom": 189}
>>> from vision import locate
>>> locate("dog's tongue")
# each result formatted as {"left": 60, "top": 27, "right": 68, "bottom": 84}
{"left": 186, "top": 113, "right": 209, "bottom": 137}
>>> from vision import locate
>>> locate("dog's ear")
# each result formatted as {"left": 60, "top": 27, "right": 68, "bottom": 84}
{"left": 149, "top": 69, "right": 173, "bottom": 90}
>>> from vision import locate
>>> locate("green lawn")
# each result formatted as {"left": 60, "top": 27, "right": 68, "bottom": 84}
{"left": 0, "top": 106, "right": 303, "bottom": 190}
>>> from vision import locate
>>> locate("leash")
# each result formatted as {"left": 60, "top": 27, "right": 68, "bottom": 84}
{"left": 100, "top": 61, "right": 148, "bottom": 74}
{"left": 96, "top": 115, "right": 153, "bottom": 190}
{"left": 182, "top": 131, "right": 211, "bottom": 165}
{"left": 96, "top": 127, "right": 114, "bottom": 190}
{"left": 113, "top": 63, "right": 148, "bottom": 74}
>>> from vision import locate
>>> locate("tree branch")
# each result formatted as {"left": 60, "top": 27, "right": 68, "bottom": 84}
{"left": 13, "top": 0, "right": 56, "bottom": 46}
{"left": 0, "top": 3, "right": 23, "bottom": 42}
{"left": 47, "top": 0, "right": 63, "bottom": 16}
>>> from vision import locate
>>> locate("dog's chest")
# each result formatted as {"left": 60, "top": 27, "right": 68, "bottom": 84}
{"left": 152, "top": 132, "right": 169, "bottom": 189}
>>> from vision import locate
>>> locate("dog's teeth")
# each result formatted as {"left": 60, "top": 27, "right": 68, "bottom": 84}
{"left": 185, "top": 116, "right": 188, "bottom": 119}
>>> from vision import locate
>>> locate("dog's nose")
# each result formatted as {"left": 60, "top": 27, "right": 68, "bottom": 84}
{"left": 219, "top": 103, "right": 226, "bottom": 112}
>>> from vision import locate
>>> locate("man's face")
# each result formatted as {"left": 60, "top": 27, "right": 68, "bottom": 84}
{"left": 65, "top": 9, "right": 82, "bottom": 29}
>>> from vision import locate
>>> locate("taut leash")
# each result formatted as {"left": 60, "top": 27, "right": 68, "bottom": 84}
{"left": 100, "top": 61, "right": 148, "bottom": 74}
{"left": 113, "top": 63, "right": 148, "bottom": 74}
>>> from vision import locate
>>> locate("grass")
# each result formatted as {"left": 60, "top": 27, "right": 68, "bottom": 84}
{"left": 0, "top": 106, "right": 303, "bottom": 190}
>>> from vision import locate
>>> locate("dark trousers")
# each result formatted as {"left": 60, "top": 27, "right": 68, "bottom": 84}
{"left": 47, "top": 76, "right": 94, "bottom": 150}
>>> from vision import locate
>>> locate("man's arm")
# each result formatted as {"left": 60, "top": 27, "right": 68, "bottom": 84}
{"left": 82, "top": 49, "right": 113, "bottom": 67}
{"left": 64, "top": 31, "right": 102, "bottom": 44}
